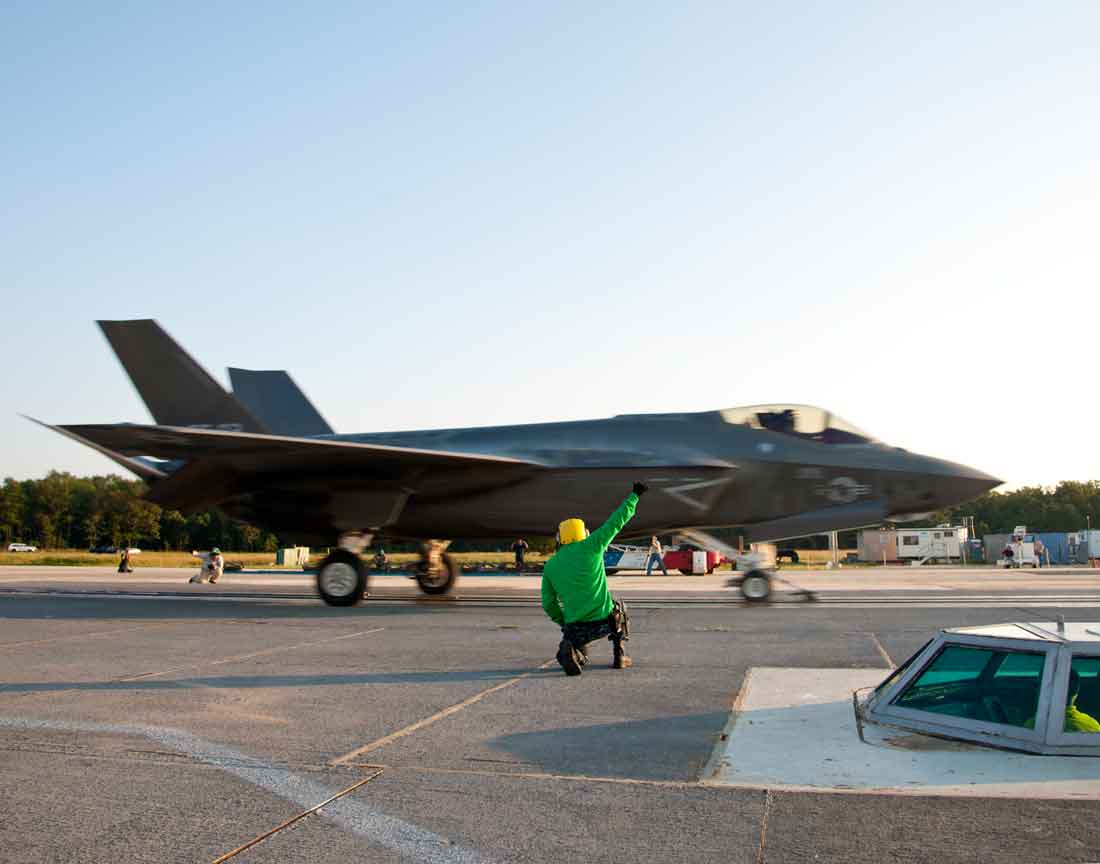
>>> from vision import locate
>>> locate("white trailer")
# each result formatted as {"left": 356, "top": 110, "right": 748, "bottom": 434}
{"left": 896, "top": 526, "right": 967, "bottom": 563}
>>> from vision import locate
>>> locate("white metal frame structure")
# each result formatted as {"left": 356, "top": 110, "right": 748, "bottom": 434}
{"left": 855, "top": 623, "right": 1100, "bottom": 755}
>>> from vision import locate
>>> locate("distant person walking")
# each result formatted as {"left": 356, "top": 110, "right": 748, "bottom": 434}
{"left": 645, "top": 535, "right": 668, "bottom": 577}
{"left": 372, "top": 547, "right": 388, "bottom": 573}
{"left": 117, "top": 548, "right": 133, "bottom": 574}
{"left": 511, "top": 538, "right": 529, "bottom": 572}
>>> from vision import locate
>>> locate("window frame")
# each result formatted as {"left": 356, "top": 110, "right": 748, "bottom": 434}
{"left": 1047, "top": 651, "right": 1100, "bottom": 746}
{"left": 867, "top": 632, "right": 1057, "bottom": 747}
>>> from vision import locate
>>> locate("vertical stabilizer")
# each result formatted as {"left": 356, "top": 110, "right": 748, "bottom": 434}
{"left": 228, "top": 368, "right": 334, "bottom": 436}
{"left": 97, "top": 320, "right": 267, "bottom": 432}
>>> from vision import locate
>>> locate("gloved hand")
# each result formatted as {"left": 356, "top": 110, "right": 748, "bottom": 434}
{"left": 632, "top": 481, "right": 649, "bottom": 497}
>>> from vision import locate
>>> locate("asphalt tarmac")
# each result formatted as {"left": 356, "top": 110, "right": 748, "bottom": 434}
{"left": 2, "top": 566, "right": 1100, "bottom": 863}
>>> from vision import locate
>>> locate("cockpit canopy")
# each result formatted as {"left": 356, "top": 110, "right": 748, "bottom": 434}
{"left": 719, "top": 404, "right": 875, "bottom": 445}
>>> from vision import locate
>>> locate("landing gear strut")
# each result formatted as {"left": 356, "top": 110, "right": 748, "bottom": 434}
{"left": 416, "top": 540, "right": 459, "bottom": 595}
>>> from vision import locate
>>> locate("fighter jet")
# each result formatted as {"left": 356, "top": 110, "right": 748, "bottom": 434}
{"left": 30, "top": 320, "right": 1000, "bottom": 605}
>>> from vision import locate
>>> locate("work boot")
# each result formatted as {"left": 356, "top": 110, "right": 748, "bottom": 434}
{"left": 612, "top": 639, "right": 632, "bottom": 669}
{"left": 556, "top": 638, "right": 583, "bottom": 676}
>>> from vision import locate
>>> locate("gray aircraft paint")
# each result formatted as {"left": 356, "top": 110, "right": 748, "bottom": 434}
{"left": 229, "top": 367, "right": 334, "bottom": 437}
{"left": 33, "top": 320, "right": 1000, "bottom": 546}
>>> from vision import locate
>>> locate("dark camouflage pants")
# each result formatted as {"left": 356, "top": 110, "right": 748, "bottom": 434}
{"left": 562, "top": 599, "right": 629, "bottom": 650}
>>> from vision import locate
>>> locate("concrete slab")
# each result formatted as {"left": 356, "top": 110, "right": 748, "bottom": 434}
{"left": 709, "top": 667, "right": 1100, "bottom": 797}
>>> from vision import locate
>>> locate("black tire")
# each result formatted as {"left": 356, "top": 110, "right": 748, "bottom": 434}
{"left": 741, "top": 570, "right": 772, "bottom": 602}
{"left": 417, "top": 552, "right": 459, "bottom": 595}
{"left": 316, "top": 549, "right": 366, "bottom": 606}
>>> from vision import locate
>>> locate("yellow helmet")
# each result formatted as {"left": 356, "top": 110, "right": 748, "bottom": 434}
{"left": 557, "top": 518, "right": 588, "bottom": 545}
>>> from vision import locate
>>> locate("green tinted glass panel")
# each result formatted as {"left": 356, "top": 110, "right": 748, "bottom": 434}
{"left": 894, "top": 646, "right": 1043, "bottom": 728}
{"left": 995, "top": 652, "right": 1046, "bottom": 678}
{"left": 1066, "top": 657, "right": 1100, "bottom": 733}
{"left": 1071, "top": 656, "right": 1100, "bottom": 678}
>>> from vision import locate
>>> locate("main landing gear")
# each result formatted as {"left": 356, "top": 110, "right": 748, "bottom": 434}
{"left": 315, "top": 534, "right": 460, "bottom": 606}
{"left": 414, "top": 540, "right": 460, "bottom": 595}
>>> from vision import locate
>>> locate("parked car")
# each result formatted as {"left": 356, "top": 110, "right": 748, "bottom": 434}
{"left": 8, "top": 543, "right": 38, "bottom": 552}
{"left": 90, "top": 546, "right": 141, "bottom": 555}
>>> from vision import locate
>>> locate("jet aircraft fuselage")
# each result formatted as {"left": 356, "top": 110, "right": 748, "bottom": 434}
{"left": 219, "top": 407, "right": 997, "bottom": 545}
{"left": 31, "top": 320, "right": 1000, "bottom": 603}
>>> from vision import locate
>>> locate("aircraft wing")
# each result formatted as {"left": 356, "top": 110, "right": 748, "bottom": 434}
{"left": 56, "top": 424, "right": 542, "bottom": 474}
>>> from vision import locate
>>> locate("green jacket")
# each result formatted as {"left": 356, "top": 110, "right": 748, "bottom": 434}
{"left": 541, "top": 492, "right": 638, "bottom": 626}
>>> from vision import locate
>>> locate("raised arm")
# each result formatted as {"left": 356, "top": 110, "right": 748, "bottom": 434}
{"left": 586, "top": 483, "right": 648, "bottom": 552}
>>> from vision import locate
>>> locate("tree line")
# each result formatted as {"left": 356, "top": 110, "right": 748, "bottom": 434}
{"left": 2, "top": 471, "right": 1097, "bottom": 552}
{"left": 937, "top": 480, "right": 1100, "bottom": 538}
{"left": 0, "top": 472, "right": 278, "bottom": 551}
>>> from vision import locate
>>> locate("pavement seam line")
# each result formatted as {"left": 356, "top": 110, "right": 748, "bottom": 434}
{"left": 754, "top": 789, "right": 772, "bottom": 864}
{"left": 1, "top": 627, "right": 385, "bottom": 699}
{"left": 330, "top": 659, "right": 557, "bottom": 766}
{"left": 369, "top": 764, "right": 698, "bottom": 789}
{"left": 210, "top": 769, "right": 384, "bottom": 863}
{"left": 698, "top": 667, "right": 753, "bottom": 782}
{"left": 0, "top": 622, "right": 179, "bottom": 650}
{"left": 868, "top": 631, "right": 895, "bottom": 668}
{"left": 119, "top": 627, "right": 385, "bottom": 682}
{"left": 0, "top": 716, "right": 494, "bottom": 864}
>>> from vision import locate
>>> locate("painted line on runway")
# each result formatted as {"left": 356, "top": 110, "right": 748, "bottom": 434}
{"left": 868, "top": 632, "right": 895, "bottom": 668}
{"left": 120, "top": 627, "right": 386, "bottom": 683}
{"left": 7, "top": 587, "right": 1100, "bottom": 612}
{"left": 0, "top": 716, "right": 494, "bottom": 864}
{"left": 330, "top": 659, "right": 557, "bottom": 766}
{"left": 211, "top": 769, "right": 385, "bottom": 863}
{"left": 0, "top": 622, "right": 180, "bottom": 650}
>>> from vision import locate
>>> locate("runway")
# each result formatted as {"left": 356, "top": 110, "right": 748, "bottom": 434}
{"left": 3, "top": 565, "right": 1100, "bottom": 862}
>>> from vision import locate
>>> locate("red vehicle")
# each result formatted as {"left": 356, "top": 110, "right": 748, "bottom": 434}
{"left": 662, "top": 545, "right": 726, "bottom": 575}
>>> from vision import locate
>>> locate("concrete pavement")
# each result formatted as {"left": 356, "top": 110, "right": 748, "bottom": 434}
{"left": 3, "top": 568, "right": 1100, "bottom": 862}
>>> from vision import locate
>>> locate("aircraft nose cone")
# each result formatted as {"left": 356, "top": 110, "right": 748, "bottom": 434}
{"left": 931, "top": 461, "right": 1002, "bottom": 508}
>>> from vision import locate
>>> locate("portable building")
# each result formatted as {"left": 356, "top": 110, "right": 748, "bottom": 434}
{"left": 983, "top": 534, "right": 1012, "bottom": 563}
{"left": 1036, "top": 533, "right": 1072, "bottom": 565}
{"left": 986, "top": 532, "right": 1074, "bottom": 565}
{"left": 857, "top": 529, "right": 898, "bottom": 562}
{"left": 896, "top": 526, "right": 967, "bottom": 561}
{"left": 1073, "top": 530, "right": 1100, "bottom": 563}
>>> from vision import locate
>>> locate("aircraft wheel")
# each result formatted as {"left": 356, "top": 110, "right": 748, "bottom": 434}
{"left": 317, "top": 550, "right": 366, "bottom": 606}
{"left": 417, "top": 552, "right": 459, "bottom": 595}
{"left": 741, "top": 570, "right": 772, "bottom": 602}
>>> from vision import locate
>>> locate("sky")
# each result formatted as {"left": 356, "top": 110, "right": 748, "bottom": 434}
{"left": 2, "top": 2, "right": 1097, "bottom": 489}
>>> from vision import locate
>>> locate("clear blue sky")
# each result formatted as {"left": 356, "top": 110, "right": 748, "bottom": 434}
{"left": 3, "top": 2, "right": 1097, "bottom": 488}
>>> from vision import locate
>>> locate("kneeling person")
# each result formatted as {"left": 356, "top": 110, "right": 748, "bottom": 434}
{"left": 542, "top": 483, "right": 646, "bottom": 675}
